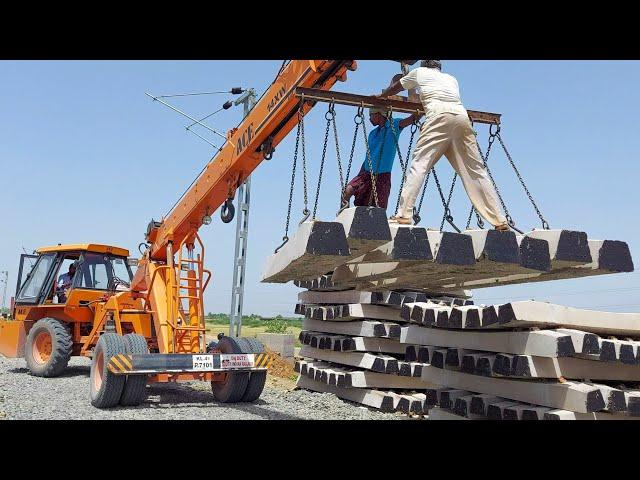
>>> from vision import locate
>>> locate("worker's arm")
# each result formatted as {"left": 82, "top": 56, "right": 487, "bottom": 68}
{"left": 398, "top": 112, "right": 422, "bottom": 129}
{"left": 380, "top": 68, "right": 419, "bottom": 99}
{"left": 379, "top": 80, "right": 405, "bottom": 98}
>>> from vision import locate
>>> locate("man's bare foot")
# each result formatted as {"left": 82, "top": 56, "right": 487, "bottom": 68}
{"left": 389, "top": 215, "right": 413, "bottom": 225}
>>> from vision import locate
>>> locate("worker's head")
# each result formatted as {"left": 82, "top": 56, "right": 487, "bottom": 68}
{"left": 420, "top": 60, "right": 442, "bottom": 70}
{"left": 369, "top": 107, "right": 388, "bottom": 126}
{"left": 68, "top": 262, "right": 77, "bottom": 275}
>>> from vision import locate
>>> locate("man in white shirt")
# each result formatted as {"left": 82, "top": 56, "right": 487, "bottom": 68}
{"left": 379, "top": 60, "right": 509, "bottom": 230}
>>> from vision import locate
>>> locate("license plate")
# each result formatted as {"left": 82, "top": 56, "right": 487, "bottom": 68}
{"left": 220, "top": 353, "right": 255, "bottom": 369}
{"left": 192, "top": 354, "right": 214, "bottom": 371}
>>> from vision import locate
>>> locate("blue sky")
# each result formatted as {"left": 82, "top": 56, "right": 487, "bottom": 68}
{"left": 1, "top": 60, "right": 639, "bottom": 316}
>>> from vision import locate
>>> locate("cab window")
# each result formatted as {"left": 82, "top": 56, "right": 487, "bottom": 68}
{"left": 75, "top": 253, "right": 132, "bottom": 291}
{"left": 16, "top": 253, "right": 56, "bottom": 303}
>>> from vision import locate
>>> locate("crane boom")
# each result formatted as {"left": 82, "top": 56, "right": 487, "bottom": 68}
{"left": 144, "top": 60, "right": 357, "bottom": 261}
{"left": 129, "top": 60, "right": 357, "bottom": 354}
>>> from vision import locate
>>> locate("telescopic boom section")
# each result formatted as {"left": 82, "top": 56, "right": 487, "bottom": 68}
{"left": 145, "top": 60, "right": 357, "bottom": 261}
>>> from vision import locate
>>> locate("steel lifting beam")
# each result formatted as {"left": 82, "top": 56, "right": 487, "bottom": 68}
{"left": 295, "top": 87, "right": 501, "bottom": 125}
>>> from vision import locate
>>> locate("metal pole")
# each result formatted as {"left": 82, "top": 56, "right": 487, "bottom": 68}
{"left": 1, "top": 271, "right": 9, "bottom": 312}
{"left": 229, "top": 89, "right": 256, "bottom": 337}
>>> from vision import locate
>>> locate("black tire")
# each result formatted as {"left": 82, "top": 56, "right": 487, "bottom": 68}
{"left": 90, "top": 333, "right": 127, "bottom": 408}
{"left": 210, "top": 336, "right": 249, "bottom": 403}
{"left": 119, "top": 334, "right": 149, "bottom": 406}
{"left": 238, "top": 337, "right": 267, "bottom": 402}
{"left": 24, "top": 317, "right": 73, "bottom": 377}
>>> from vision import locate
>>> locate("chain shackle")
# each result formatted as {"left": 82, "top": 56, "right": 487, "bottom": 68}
{"left": 325, "top": 102, "right": 336, "bottom": 120}
{"left": 354, "top": 105, "right": 364, "bottom": 124}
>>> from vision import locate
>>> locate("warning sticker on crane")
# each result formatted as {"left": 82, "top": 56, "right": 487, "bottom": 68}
{"left": 220, "top": 354, "right": 255, "bottom": 369}
{"left": 191, "top": 354, "right": 256, "bottom": 371}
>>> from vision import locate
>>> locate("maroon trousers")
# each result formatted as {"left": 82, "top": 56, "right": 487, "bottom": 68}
{"left": 346, "top": 167, "right": 392, "bottom": 209}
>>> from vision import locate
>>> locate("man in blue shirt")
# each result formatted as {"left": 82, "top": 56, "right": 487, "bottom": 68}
{"left": 342, "top": 106, "right": 420, "bottom": 209}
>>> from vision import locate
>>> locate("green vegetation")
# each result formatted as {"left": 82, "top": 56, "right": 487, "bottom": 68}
{"left": 205, "top": 313, "right": 302, "bottom": 329}
{"left": 204, "top": 313, "right": 303, "bottom": 346}
{"left": 265, "top": 317, "right": 290, "bottom": 334}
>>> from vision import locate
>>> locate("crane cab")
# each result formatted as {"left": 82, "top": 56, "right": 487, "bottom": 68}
{"left": 0, "top": 244, "right": 149, "bottom": 359}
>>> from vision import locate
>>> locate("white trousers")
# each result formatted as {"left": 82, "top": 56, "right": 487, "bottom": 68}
{"left": 396, "top": 113, "right": 507, "bottom": 227}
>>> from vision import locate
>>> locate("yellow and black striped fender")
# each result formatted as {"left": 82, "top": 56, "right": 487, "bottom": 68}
{"left": 254, "top": 352, "right": 273, "bottom": 368}
{"left": 106, "top": 352, "right": 273, "bottom": 375}
{"left": 107, "top": 354, "right": 134, "bottom": 374}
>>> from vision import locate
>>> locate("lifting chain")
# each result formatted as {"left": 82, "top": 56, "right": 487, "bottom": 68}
{"left": 330, "top": 103, "right": 345, "bottom": 197}
{"left": 432, "top": 168, "right": 461, "bottom": 232}
{"left": 360, "top": 104, "right": 382, "bottom": 208}
{"left": 312, "top": 103, "right": 334, "bottom": 219}
{"left": 465, "top": 203, "right": 485, "bottom": 230}
{"left": 465, "top": 135, "right": 490, "bottom": 230}
{"left": 391, "top": 117, "right": 418, "bottom": 216}
{"left": 496, "top": 130, "right": 550, "bottom": 230}
{"left": 477, "top": 125, "right": 520, "bottom": 233}
{"left": 440, "top": 173, "right": 458, "bottom": 231}
{"left": 343, "top": 107, "right": 363, "bottom": 194}
{"left": 299, "top": 103, "right": 310, "bottom": 224}
{"left": 412, "top": 168, "right": 431, "bottom": 225}
{"left": 276, "top": 108, "right": 304, "bottom": 253}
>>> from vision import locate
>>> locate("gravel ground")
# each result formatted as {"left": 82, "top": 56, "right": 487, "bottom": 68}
{"left": 0, "top": 356, "right": 403, "bottom": 420}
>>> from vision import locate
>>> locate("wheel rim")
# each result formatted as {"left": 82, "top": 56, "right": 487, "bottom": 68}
{"left": 32, "top": 331, "right": 52, "bottom": 365}
{"left": 93, "top": 350, "right": 104, "bottom": 391}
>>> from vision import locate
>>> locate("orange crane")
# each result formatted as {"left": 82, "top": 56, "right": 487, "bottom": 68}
{"left": 0, "top": 60, "right": 358, "bottom": 408}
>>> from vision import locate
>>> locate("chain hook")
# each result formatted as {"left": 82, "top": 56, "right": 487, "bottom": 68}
{"left": 274, "top": 236, "right": 289, "bottom": 254}
{"left": 299, "top": 208, "right": 311, "bottom": 225}
{"left": 505, "top": 215, "right": 525, "bottom": 234}
{"left": 220, "top": 198, "right": 235, "bottom": 223}
{"left": 412, "top": 207, "right": 421, "bottom": 225}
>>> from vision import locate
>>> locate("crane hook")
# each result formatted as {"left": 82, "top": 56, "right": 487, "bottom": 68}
{"left": 221, "top": 199, "right": 235, "bottom": 223}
